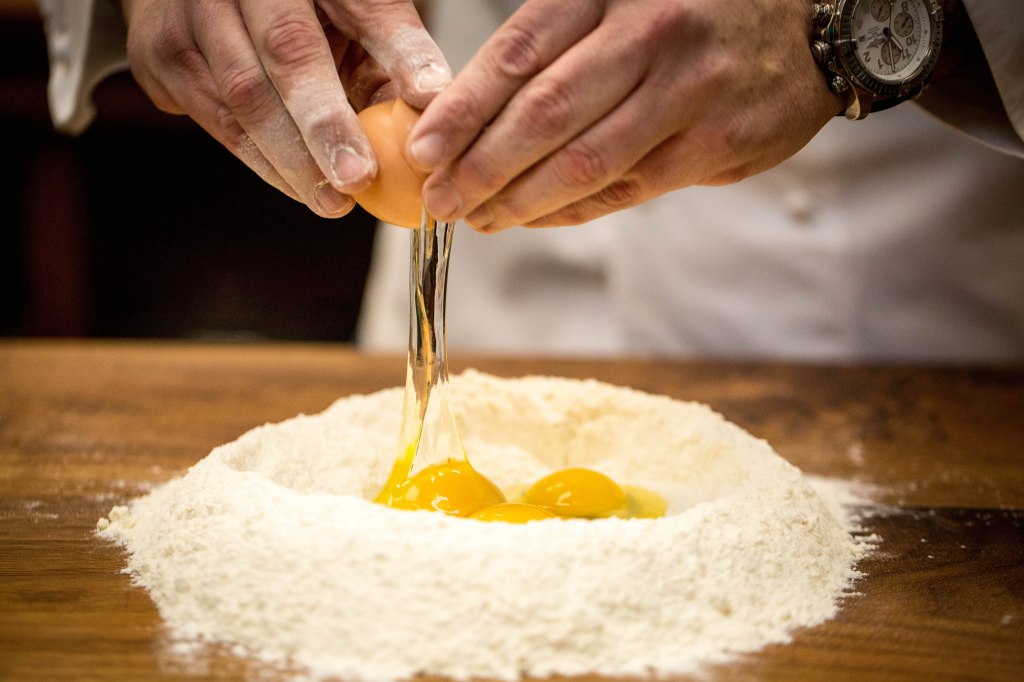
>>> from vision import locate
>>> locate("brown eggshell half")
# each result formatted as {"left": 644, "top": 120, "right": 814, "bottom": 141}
{"left": 352, "top": 99, "right": 427, "bottom": 228}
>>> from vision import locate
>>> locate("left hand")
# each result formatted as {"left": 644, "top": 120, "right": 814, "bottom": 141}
{"left": 405, "top": 0, "right": 842, "bottom": 232}
{"left": 120, "top": 0, "right": 447, "bottom": 218}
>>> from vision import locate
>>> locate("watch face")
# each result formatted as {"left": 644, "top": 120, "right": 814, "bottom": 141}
{"left": 849, "top": 0, "right": 934, "bottom": 84}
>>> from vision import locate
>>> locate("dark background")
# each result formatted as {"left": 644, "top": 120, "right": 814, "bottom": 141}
{"left": 1, "top": 5, "right": 379, "bottom": 342}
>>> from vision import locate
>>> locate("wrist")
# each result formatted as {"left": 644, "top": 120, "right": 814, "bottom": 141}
{"left": 808, "top": 0, "right": 944, "bottom": 120}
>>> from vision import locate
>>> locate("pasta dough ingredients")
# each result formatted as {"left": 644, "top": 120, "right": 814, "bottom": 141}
{"left": 379, "top": 458, "right": 665, "bottom": 521}
{"left": 97, "top": 371, "right": 871, "bottom": 682}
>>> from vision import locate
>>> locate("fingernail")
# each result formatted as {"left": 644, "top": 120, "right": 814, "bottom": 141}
{"left": 409, "top": 133, "right": 445, "bottom": 168}
{"left": 415, "top": 62, "right": 450, "bottom": 93}
{"left": 333, "top": 147, "right": 373, "bottom": 189}
{"left": 424, "top": 184, "right": 462, "bottom": 219}
{"left": 314, "top": 182, "right": 351, "bottom": 216}
{"left": 465, "top": 203, "right": 493, "bottom": 231}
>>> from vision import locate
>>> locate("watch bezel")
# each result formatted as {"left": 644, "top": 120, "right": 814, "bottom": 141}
{"left": 830, "top": 0, "right": 944, "bottom": 100}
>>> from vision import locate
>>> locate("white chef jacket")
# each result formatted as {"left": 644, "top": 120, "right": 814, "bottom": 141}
{"left": 40, "top": 0, "right": 1024, "bottom": 362}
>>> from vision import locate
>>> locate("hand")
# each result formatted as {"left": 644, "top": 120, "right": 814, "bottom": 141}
{"left": 121, "top": 0, "right": 451, "bottom": 218}
{"left": 406, "top": 0, "right": 842, "bottom": 231}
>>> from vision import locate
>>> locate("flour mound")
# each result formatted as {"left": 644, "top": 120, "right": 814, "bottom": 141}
{"left": 99, "top": 370, "right": 868, "bottom": 681}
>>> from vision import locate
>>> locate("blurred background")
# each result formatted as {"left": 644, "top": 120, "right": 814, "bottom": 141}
{"left": 1, "top": 1, "right": 379, "bottom": 342}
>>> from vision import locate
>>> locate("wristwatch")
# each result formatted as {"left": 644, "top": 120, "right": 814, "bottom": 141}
{"left": 811, "top": 0, "right": 944, "bottom": 120}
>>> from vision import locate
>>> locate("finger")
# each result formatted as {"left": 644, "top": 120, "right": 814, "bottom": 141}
{"left": 128, "top": 62, "right": 186, "bottom": 117}
{"left": 406, "top": 0, "right": 602, "bottom": 171}
{"left": 123, "top": 4, "right": 310, "bottom": 207}
{"left": 317, "top": 0, "right": 451, "bottom": 108}
{"left": 522, "top": 134, "right": 705, "bottom": 229}
{"left": 192, "top": 2, "right": 353, "bottom": 216}
{"left": 185, "top": 82, "right": 309, "bottom": 206}
{"left": 152, "top": 61, "right": 311, "bottom": 206}
{"left": 464, "top": 85, "right": 671, "bottom": 232}
{"left": 338, "top": 41, "right": 401, "bottom": 112}
{"left": 522, "top": 176, "right": 654, "bottom": 229}
{"left": 121, "top": 0, "right": 192, "bottom": 117}
{"left": 240, "top": 0, "right": 376, "bottom": 194}
{"left": 420, "top": 20, "right": 649, "bottom": 223}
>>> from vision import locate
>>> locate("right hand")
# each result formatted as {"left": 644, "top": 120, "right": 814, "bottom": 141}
{"left": 120, "top": 0, "right": 451, "bottom": 218}
{"left": 406, "top": 0, "right": 839, "bottom": 232}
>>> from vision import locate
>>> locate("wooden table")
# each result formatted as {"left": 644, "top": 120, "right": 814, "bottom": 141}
{"left": 2, "top": 340, "right": 1022, "bottom": 681}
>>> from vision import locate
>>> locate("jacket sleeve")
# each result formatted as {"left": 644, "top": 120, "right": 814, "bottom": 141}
{"left": 917, "top": 0, "right": 1024, "bottom": 158}
{"left": 37, "top": 0, "right": 129, "bottom": 134}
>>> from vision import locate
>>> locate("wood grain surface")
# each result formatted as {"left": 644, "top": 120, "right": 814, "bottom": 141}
{"left": 1, "top": 340, "right": 1023, "bottom": 681}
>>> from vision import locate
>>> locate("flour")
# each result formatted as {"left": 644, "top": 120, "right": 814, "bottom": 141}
{"left": 98, "top": 370, "right": 871, "bottom": 681}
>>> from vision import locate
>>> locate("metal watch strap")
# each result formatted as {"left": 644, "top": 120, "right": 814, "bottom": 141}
{"left": 808, "top": 1, "right": 941, "bottom": 120}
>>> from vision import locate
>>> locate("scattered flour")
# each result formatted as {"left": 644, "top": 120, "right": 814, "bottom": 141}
{"left": 98, "top": 370, "right": 871, "bottom": 681}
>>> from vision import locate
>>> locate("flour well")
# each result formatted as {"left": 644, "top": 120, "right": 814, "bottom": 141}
{"left": 98, "top": 370, "right": 870, "bottom": 681}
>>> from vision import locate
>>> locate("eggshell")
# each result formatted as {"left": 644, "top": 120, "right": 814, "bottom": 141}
{"left": 352, "top": 99, "right": 427, "bottom": 228}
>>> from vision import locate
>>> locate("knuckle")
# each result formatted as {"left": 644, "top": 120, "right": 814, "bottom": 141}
{"left": 456, "top": 153, "right": 507, "bottom": 196}
{"left": 701, "top": 56, "right": 737, "bottom": 94}
{"left": 489, "top": 195, "right": 525, "bottom": 225}
{"left": 147, "top": 26, "right": 205, "bottom": 77}
{"left": 552, "top": 139, "right": 613, "bottom": 191}
{"left": 664, "top": 54, "right": 733, "bottom": 109}
{"left": 551, "top": 201, "right": 589, "bottom": 227}
{"left": 214, "top": 104, "right": 246, "bottom": 142}
{"left": 708, "top": 164, "right": 752, "bottom": 186}
{"left": 306, "top": 109, "right": 357, "bottom": 151}
{"left": 595, "top": 178, "right": 643, "bottom": 208}
{"left": 261, "top": 15, "right": 325, "bottom": 69}
{"left": 126, "top": 61, "right": 176, "bottom": 112}
{"left": 490, "top": 24, "right": 542, "bottom": 79}
{"left": 129, "top": 26, "right": 200, "bottom": 113}
{"left": 442, "top": 92, "right": 483, "bottom": 132}
{"left": 517, "top": 81, "right": 572, "bottom": 139}
{"left": 697, "top": 114, "right": 750, "bottom": 162}
{"left": 717, "top": 124, "right": 743, "bottom": 155}
{"left": 346, "top": 0, "right": 414, "bottom": 29}
{"left": 645, "top": 0, "right": 706, "bottom": 42}
{"left": 152, "top": 98, "right": 182, "bottom": 115}
{"left": 555, "top": 178, "right": 644, "bottom": 226}
{"left": 219, "top": 63, "right": 275, "bottom": 117}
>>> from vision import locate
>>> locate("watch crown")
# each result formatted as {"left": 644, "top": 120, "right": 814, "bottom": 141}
{"left": 828, "top": 75, "right": 850, "bottom": 95}
{"left": 811, "top": 40, "right": 833, "bottom": 63}
{"left": 811, "top": 3, "right": 834, "bottom": 26}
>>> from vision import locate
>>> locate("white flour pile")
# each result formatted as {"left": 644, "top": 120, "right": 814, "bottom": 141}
{"left": 98, "top": 370, "right": 869, "bottom": 681}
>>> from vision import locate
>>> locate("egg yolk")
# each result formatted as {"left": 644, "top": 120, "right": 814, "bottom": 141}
{"left": 352, "top": 98, "right": 427, "bottom": 228}
{"left": 373, "top": 443, "right": 417, "bottom": 508}
{"left": 375, "top": 453, "right": 665, "bottom": 522}
{"left": 522, "top": 467, "right": 630, "bottom": 519}
{"left": 469, "top": 502, "right": 557, "bottom": 523}
{"left": 620, "top": 485, "right": 668, "bottom": 519}
{"left": 388, "top": 460, "right": 506, "bottom": 517}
